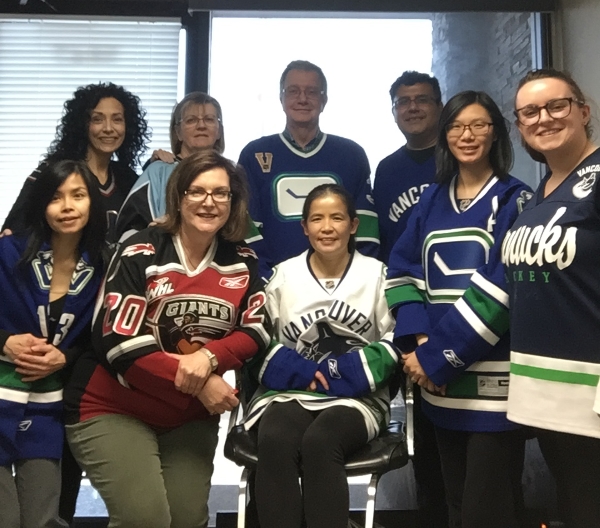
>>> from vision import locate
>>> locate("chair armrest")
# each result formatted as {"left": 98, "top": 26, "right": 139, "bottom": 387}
{"left": 227, "top": 370, "right": 244, "bottom": 434}
{"left": 405, "top": 376, "right": 414, "bottom": 457}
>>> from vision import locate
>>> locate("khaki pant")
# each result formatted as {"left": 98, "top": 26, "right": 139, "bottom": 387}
{"left": 0, "top": 459, "right": 68, "bottom": 528}
{"left": 67, "top": 414, "right": 219, "bottom": 528}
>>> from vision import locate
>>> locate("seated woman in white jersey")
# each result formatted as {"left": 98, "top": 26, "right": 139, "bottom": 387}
{"left": 244, "top": 184, "right": 400, "bottom": 528}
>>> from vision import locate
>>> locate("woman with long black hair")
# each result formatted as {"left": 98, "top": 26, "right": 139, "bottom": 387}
{"left": 0, "top": 160, "right": 106, "bottom": 528}
{"left": 388, "top": 91, "right": 532, "bottom": 527}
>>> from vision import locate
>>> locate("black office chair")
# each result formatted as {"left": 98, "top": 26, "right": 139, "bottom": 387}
{"left": 224, "top": 377, "right": 414, "bottom": 528}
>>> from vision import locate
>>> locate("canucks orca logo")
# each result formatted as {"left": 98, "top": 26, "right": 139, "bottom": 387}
{"left": 573, "top": 172, "right": 596, "bottom": 199}
{"left": 299, "top": 322, "right": 364, "bottom": 363}
{"left": 424, "top": 228, "right": 493, "bottom": 303}
{"left": 32, "top": 250, "right": 95, "bottom": 294}
{"left": 516, "top": 190, "right": 533, "bottom": 213}
{"left": 272, "top": 173, "right": 339, "bottom": 221}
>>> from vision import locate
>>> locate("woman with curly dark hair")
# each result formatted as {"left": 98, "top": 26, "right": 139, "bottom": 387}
{"left": 3, "top": 82, "right": 150, "bottom": 243}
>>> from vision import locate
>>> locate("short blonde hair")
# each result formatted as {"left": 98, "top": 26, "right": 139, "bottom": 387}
{"left": 169, "top": 92, "right": 225, "bottom": 156}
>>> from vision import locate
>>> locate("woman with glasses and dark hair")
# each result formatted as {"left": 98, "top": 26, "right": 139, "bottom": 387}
{"left": 0, "top": 160, "right": 106, "bottom": 528}
{"left": 115, "top": 92, "right": 224, "bottom": 241}
{"left": 3, "top": 83, "right": 150, "bottom": 243}
{"left": 244, "top": 183, "right": 399, "bottom": 528}
{"left": 387, "top": 90, "right": 532, "bottom": 528}
{"left": 65, "top": 150, "right": 270, "bottom": 528}
{"left": 503, "top": 69, "right": 600, "bottom": 528}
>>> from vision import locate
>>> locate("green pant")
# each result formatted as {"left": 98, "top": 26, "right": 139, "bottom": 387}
{"left": 0, "top": 459, "right": 68, "bottom": 528}
{"left": 66, "top": 414, "right": 219, "bottom": 528}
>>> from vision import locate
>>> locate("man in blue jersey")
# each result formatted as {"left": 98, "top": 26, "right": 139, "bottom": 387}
{"left": 374, "top": 71, "right": 443, "bottom": 263}
{"left": 374, "top": 72, "right": 448, "bottom": 528}
{"left": 238, "top": 60, "right": 379, "bottom": 277}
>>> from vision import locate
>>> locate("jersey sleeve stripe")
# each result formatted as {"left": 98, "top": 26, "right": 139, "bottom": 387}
{"left": 257, "top": 342, "right": 282, "bottom": 382}
{"left": 471, "top": 272, "right": 509, "bottom": 307}
{"left": 358, "top": 350, "right": 377, "bottom": 392}
{"left": 357, "top": 209, "right": 378, "bottom": 218}
{"left": 385, "top": 284, "right": 426, "bottom": 308}
{"left": 356, "top": 212, "right": 380, "bottom": 241}
{"left": 386, "top": 276, "right": 426, "bottom": 290}
{"left": 241, "top": 322, "right": 271, "bottom": 348}
{"left": 454, "top": 298, "right": 499, "bottom": 346}
{"left": 106, "top": 335, "right": 157, "bottom": 363}
{"left": 361, "top": 341, "right": 400, "bottom": 389}
{"left": 462, "top": 287, "right": 509, "bottom": 337}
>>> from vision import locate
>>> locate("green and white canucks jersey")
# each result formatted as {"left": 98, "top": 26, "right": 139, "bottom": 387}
{"left": 244, "top": 251, "right": 399, "bottom": 440}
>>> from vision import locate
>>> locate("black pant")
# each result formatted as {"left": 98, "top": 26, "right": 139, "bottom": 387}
{"left": 255, "top": 401, "right": 368, "bottom": 528}
{"left": 435, "top": 426, "right": 526, "bottom": 528}
{"left": 535, "top": 428, "right": 600, "bottom": 528}
{"left": 59, "top": 433, "right": 83, "bottom": 524}
{"left": 412, "top": 386, "right": 449, "bottom": 528}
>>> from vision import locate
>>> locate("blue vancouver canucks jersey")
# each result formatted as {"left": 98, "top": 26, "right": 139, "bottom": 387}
{"left": 238, "top": 133, "right": 379, "bottom": 274}
{"left": 386, "top": 175, "right": 532, "bottom": 432}
{"left": 373, "top": 146, "right": 436, "bottom": 264}
{"left": 0, "top": 236, "right": 101, "bottom": 464}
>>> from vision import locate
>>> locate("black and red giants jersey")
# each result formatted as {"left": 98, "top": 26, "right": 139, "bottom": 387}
{"left": 65, "top": 227, "right": 271, "bottom": 428}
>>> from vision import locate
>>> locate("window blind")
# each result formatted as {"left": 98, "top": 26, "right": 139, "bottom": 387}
{"left": 0, "top": 16, "right": 181, "bottom": 222}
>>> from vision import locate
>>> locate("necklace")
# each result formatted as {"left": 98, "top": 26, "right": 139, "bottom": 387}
{"left": 181, "top": 241, "right": 202, "bottom": 269}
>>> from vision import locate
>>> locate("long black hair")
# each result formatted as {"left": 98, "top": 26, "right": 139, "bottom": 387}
{"left": 19, "top": 160, "right": 107, "bottom": 268}
{"left": 46, "top": 82, "right": 150, "bottom": 169}
{"left": 435, "top": 90, "right": 513, "bottom": 184}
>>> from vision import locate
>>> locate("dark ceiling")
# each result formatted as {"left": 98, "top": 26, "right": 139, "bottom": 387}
{"left": 0, "top": 0, "right": 189, "bottom": 17}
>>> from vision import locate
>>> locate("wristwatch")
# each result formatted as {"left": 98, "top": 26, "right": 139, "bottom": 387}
{"left": 202, "top": 349, "right": 218, "bottom": 372}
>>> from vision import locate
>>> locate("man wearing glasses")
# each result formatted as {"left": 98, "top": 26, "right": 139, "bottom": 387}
{"left": 375, "top": 71, "right": 449, "bottom": 528}
{"left": 238, "top": 60, "right": 379, "bottom": 277}
{"left": 374, "top": 71, "right": 444, "bottom": 264}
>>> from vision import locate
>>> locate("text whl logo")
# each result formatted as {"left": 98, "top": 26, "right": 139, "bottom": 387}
{"left": 219, "top": 276, "right": 249, "bottom": 289}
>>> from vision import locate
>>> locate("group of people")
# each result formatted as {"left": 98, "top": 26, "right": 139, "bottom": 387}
{"left": 0, "top": 58, "right": 597, "bottom": 528}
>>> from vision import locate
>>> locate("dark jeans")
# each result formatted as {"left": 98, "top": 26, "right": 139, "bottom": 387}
{"left": 435, "top": 426, "right": 526, "bottom": 528}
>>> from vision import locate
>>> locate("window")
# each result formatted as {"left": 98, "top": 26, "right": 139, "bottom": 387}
{"left": 0, "top": 16, "right": 181, "bottom": 222}
{"left": 210, "top": 15, "right": 433, "bottom": 171}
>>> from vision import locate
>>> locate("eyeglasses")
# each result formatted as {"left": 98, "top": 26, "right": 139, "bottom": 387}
{"left": 514, "top": 97, "right": 583, "bottom": 126}
{"left": 282, "top": 86, "right": 324, "bottom": 100}
{"left": 179, "top": 115, "right": 221, "bottom": 129}
{"left": 393, "top": 95, "right": 439, "bottom": 110}
{"left": 184, "top": 188, "right": 232, "bottom": 203}
{"left": 446, "top": 121, "right": 493, "bottom": 138}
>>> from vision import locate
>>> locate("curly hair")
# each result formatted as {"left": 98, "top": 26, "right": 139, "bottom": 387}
{"left": 46, "top": 83, "right": 150, "bottom": 168}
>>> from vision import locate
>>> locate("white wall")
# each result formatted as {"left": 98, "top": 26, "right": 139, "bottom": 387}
{"left": 558, "top": 0, "right": 600, "bottom": 113}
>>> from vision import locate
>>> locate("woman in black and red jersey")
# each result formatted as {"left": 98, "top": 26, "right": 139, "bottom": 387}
{"left": 65, "top": 151, "right": 271, "bottom": 528}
